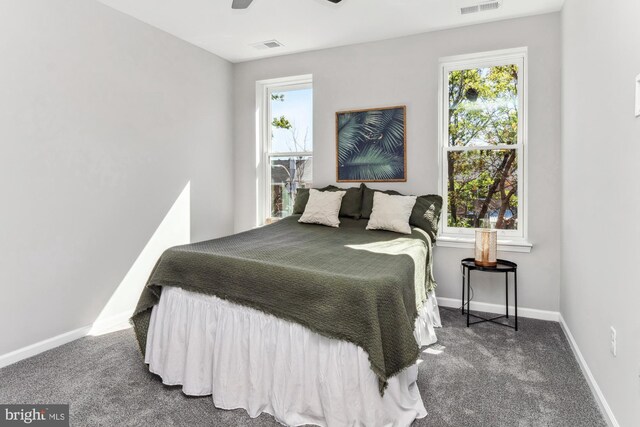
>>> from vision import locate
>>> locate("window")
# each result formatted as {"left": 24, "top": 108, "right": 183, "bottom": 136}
{"left": 439, "top": 48, "right": 528, "bottom": 246}
{"left": 258, "top": 75, "right": 313, "bottom": 224}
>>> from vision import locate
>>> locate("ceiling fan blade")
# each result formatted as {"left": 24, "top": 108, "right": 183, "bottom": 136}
{"left": 232, "top": 0, "right": 254, "bottom": 9}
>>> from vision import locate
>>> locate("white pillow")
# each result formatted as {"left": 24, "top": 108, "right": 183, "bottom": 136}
{"left": 299, "top": 189, "right": 347, "bottom": 228}
{"left": 366, "top": 192, "right": 417, "bottom": 234}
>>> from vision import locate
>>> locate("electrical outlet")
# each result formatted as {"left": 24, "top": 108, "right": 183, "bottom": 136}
{"left": 610, "top": 327, "right": 617, "bottom": 357}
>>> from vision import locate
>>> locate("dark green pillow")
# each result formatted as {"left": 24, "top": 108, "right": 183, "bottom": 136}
{"left": 324, "top": 184, "right": 364, "bottom": 219}
{"left": 409, "top": 195, "right": 443, "bottom": 242}
{"left": 360, "top": 186, "right": 403, "bottom": 219}
{"left": 292, "top": 186, "right": 337, "bottom": 214}
{"left": 292, "top": 188, "right": 309, "bottom": 214}
{"left": 293, "top": 185, "right": 364, "bottom": 219}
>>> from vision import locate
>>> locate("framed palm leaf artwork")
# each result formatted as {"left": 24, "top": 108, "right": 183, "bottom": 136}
{"left": 336, "top": 105, "right": 407, "bottom": 182}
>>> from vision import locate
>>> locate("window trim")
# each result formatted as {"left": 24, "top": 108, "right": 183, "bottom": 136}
{"left": 256, "top": 74, "right": 313, "bottom": 226}
{"left": 437, "top": 47, "right": 531, "bottom": 250}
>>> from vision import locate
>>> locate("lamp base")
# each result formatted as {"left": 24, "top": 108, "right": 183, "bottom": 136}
{"left": 474, "top": 260, "right": 497, "bottom": 267}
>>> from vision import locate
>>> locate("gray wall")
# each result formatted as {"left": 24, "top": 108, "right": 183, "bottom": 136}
{"left": 234, "top": 13, "right": 562, "bottom": 313}
{"left": 4, "top": 3, "right": 635, "bottom": 423}
{"left": 561, "top": 1, "right": 640, "bottom": 425}
{"left": 0, "top": 0, "right": 234, "bottom": 355}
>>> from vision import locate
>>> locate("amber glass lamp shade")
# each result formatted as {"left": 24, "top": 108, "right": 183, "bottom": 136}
{"left": 474, "top": 229, "right": 497, "bottom": 267}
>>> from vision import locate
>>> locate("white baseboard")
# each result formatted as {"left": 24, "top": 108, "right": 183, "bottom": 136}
{"left": 0, "top": 311, "right": 133, "bottom": 370}
{"left": 0, "top": 325, "right": 91, "bottom": 369}
{"left": 559, "top": 315, "right": 619, "bottom": 427}
{"left": 437, "top": 296, "right": 560, "bottom": 321}
{"left": 88, "top": 311, "right": 132, "bottom": 336}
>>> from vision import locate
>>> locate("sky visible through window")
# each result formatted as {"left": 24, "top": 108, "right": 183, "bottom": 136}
{"left": 271, "top": 88, "right": 313, "bottom": 153}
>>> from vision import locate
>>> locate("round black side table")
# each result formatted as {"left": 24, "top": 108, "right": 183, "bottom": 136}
{"left": 461, "top": 258, "right": 518, "bottom": 331}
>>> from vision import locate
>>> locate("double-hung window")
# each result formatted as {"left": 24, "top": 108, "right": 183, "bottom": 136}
{"left": 439, "top": 48, "right": 530, "bottom": 250}
{"left": 258, "top": 75, "right": 313, "bottom": 224}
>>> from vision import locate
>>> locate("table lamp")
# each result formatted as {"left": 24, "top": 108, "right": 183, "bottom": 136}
{"left": 474, "top": 229, "right": 497, "bottom": 267}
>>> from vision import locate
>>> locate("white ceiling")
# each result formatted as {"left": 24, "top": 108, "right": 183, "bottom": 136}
{"left": 97, "top": 0, "right": 564, "bottom": 63}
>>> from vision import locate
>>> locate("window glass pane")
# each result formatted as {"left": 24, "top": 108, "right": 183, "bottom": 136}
{"left": 270, "top": 156, "right": 312, "bottom": 218}
{"left": 271, "top": 87, "right": 313, "bottom": 153}
{"left": 447, "top": 149, "right": 518, "bottom": 230}
{"left": 448, "top": 65, "right": 518, "bottom": 147}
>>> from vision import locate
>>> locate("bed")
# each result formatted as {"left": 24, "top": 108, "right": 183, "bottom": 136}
{"left": 132, "top": 215, "right": 441, "bottom": 427}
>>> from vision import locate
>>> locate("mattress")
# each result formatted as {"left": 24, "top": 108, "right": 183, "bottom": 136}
{"left": 145, "top": 286, "right": 441, "bottom": 427}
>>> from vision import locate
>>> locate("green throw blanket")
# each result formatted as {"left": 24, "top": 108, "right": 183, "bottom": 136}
{"left": 132, "top": 216, "right": 436, "bottom": 394}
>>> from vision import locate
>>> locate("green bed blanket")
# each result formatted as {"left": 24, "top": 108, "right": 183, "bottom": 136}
{"left": 131, "top": 215, "right": 436, "bottom": 394}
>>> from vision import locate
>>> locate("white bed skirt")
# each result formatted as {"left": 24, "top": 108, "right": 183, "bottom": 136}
{"left": 145, "top": 286, "right": 441, "bottom": 427}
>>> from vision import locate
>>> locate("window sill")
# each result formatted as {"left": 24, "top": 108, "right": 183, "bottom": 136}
{"left": 436, "top": 236, "right": 533, "bottom": 253}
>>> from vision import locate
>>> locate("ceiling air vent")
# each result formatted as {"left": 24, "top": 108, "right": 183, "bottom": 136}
{"left": 458, "top": 0, "right": 502, "bottom": 15}
{"left": 250, "top": 40, "right": 284, "bottom": 50}
{"left": 479, "top": 1, "right": 500, "bottom": 11}
{"left": 461, "top": 5, "right": 479, "bottom": 15}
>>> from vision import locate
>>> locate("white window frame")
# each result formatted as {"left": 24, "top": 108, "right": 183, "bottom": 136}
{"left": 256, "top": 74, "right": 313, "bottom": 226}
{"left": 437, "top": 48, "right": 532, "bottom": 252}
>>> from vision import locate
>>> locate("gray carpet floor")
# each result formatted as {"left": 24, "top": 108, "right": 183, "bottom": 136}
{"left": 0, "top": 308, "right": 606, "bottom": 426}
